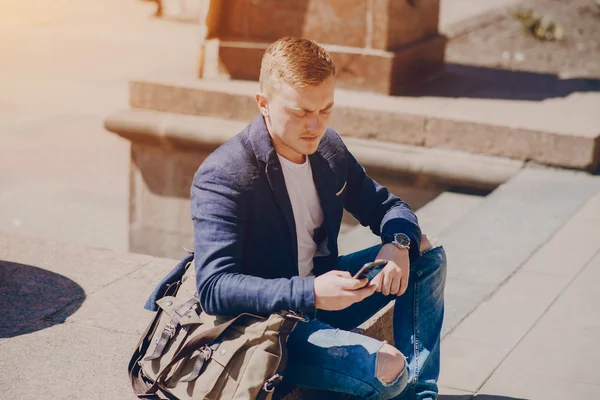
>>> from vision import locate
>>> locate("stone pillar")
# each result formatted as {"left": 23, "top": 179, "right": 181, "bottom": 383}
{"left": 197, "top": 0, "right": 446, "bottom": 95}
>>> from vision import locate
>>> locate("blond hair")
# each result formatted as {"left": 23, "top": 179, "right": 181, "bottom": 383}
{"left": 259, "top": 37, "right": 336, "bottom": 94}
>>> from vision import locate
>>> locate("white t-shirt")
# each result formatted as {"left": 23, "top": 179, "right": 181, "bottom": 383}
{"left": 277, "top": 154, "right": 324, "bottom": 277}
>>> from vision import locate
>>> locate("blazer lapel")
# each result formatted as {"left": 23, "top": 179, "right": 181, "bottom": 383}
{"left": 264, "top": 157, "right": 298, "bottom": 270}
{"left": 248, "top": 115, "right": 299, "bottom": 272}
{"left": 309, "top": 152, "right": 337, "bottom": 250}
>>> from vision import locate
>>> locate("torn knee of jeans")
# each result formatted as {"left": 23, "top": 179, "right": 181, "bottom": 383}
{"left": 375, "top": 342, "right": 406, "bottom": 386}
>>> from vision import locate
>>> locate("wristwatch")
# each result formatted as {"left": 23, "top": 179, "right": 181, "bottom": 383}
{"left": 382, "top": 233, "right": 411, "bottom": 250}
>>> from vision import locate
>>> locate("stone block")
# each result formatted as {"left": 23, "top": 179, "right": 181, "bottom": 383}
{"left": 204, "top": 0, "right": 440, "bottom": 50}
{"left": 198, "top": 34, "right": 446, "bottom": 94}
{"left": 371, "top": 0, "right": 441, "bottom": 50}
{"left": 130, "top": 78, "right": 259, "bottom": 121}
{"left": 425, "top": 117, "right": 599, "bottom": 171}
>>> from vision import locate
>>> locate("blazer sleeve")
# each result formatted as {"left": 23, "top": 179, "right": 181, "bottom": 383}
{"left": 191, "top": 163, "right": 315, "bottom": 316}
{"left": 343, "top": 149, "right": 422, "bottom": 263}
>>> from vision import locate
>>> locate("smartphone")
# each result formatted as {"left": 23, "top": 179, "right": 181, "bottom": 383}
{"left": 352, "top": 260, "right": 388, "bottom": 282}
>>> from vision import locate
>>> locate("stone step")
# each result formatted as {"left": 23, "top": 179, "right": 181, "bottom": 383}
{"left": 127, "top": 74, "right": 600, "bottom": 171}
{"left": 105, "top": 108, "right": 523, "bottom": 193}
{"left": 336, "top": 165, "right": 600, "bottom": 347}
{"left": 338, "top": 191, "right": 484, "bottom": 256}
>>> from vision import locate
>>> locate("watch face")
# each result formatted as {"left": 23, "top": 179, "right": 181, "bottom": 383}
{"left": 394, "top": 233, "right": 411, "bottom": 247}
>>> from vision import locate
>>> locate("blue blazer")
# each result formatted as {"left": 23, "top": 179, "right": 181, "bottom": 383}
{"left": 146, "top": 115, "right": 421, "bottom": 316}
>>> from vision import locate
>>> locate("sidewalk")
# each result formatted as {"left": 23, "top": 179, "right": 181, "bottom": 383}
{"left": 2, "top": 169, "right": 600, "bottom": 399}
{"left": 438, "top": 191, "right": 600, "bottom": 399}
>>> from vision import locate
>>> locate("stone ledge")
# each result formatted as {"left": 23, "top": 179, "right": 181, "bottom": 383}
{"left": 127, "top": 77, "right": 600, "bottom": 172}
{"left": 105, "top": 109, "right": 523, "bottom": 192}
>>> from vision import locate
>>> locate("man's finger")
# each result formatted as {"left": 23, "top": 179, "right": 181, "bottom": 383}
{"left": 339, "top": 276, "right": 368, "bottom": 290}
{"left": 390, "top": 276, "right": 401, "bottom": 296}
{"left": 371, "top": 274, "right": 383, "bottom": 292}
{"left": 382, "top": 270, "right": 393, "bottom": 296}
{"left": 331, "top": 270, "right": 351, "bottom": 278}
{"left": 399, "top": 274, "right": 409, "bottom": 296}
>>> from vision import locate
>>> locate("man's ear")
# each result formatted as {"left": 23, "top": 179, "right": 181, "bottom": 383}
{"left": 255, "top": 92, "right": 269, "bottom": 117}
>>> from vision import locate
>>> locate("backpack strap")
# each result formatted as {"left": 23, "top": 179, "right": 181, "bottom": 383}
{"left": 257, "top": 312, "right": 305, "bottom": 398}
{"left": 143, "top": 313, "right": 255, "bottom": 396}
{"left": 144, "top": 297, "right": 199, "bottom": 361}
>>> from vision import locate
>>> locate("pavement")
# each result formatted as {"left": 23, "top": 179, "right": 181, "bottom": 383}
{"left": 0, "top": 0, "right": 198, "bottom": 252}
{"left": 2, "top": 167, "right": 600, "bottom": 399}
{"left": 2, "top": 1, "right": 600, "bottom": 399}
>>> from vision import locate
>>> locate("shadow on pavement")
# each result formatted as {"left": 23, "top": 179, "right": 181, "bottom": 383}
{"left": 0, "top": 260, "right": 85, "bottom": 338}
{"left": 407, "top": 63, "right": 600, "bottom": 101}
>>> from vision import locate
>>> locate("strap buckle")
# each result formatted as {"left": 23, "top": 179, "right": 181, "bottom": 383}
{"left": 263, "top": 374, "right": 283, "bottom": 392}
{"left": 164, "top": 323, "right": 177, "bottom": 339}
{"left": 285, "top": 310, "right": 308, "bottom": 322}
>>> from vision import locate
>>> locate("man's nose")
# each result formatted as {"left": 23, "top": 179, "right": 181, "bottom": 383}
{"left": 306, "top": 114, "right": 321, "bottom": 133}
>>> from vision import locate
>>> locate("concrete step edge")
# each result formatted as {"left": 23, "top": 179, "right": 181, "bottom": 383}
{"left": 105, "top": 108, "right": 523, "bottom": 192}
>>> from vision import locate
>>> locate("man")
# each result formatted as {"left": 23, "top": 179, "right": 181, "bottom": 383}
{"left": 191, "top": 37, "right": 447, "bottom": 400}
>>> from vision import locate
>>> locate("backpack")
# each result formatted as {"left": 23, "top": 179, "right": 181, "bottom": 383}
{"left": 128, "top": 257, "right": 305, "bottom": 399}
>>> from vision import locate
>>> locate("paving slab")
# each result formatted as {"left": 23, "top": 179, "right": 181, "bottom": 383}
{"left": 438, "top": 194, "right": 600, "bottom": 396}
{"left": 0, "top": 232, "right": 158, "bottom": 295}
{"left": 439, "top": 386, "right": 474, "bottom": 399}
{"left": 0, "top": 322, "right": 138, "bottom": 400}
{"left": 0, "top": 0, "right": 197, "bottom": 253}
{"left": 438, "top": 336, "right": 511, "bottom": 393}
{"left": 415, "top": 192, "right": 485, "bottom": 238}
{"left": 439, "top": 166, "right": 600, "bottom": 337}
{"left": 522, "top": 191, "right": 600, "bottom": 278}
{"left": 0, "top": 231, "right": 178, "bottom": 339}
{"left": 480, "top": 363, "right": 600, "bottom": 400}
{"left": 489, "top": 251, "right": 600, "bottom": 387}
{"left": 533, "top": 252, "right": 600, "bottom": 338}
{"left": 50, "top": 256, "right": 179, "bottom": 336}
{"left": 447, "top": 270, "right": 565, "bottom": 349}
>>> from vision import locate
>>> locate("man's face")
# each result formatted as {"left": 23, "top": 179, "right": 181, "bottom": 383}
{"left": 257, "top": 76, "right": 335, "bottom": 163}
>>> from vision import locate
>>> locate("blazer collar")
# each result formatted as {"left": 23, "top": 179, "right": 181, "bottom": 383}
{"left": 249, "top": 114, "right": 275, "bottom": 164}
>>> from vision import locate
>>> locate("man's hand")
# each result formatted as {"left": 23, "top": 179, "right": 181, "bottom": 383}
{"left": 370, "top": 244, "right": 410, "bottom": 296}
{"left": 314, "top": 270, "right": 376, "bottom": 311}
{"left": 371, "top": 233, "right": 434, "bottom": 296}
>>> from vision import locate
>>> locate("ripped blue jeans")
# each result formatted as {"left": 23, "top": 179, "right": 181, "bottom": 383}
{"left": 282, "top": 245, "right": 447, "bottom": 400}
